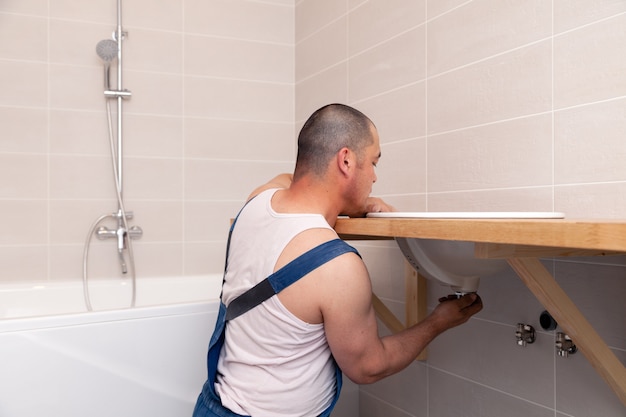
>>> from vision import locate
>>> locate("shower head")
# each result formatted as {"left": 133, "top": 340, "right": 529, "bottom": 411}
{"left": 96, "top": 39, "right": 118, "bottom": 63}
{"left": 96, "top": 39, "right": 118, "bottom": 91}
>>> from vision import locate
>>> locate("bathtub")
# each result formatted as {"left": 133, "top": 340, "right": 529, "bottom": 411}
{"left": 0, "top": 275, "right": 223, "bottom": 417}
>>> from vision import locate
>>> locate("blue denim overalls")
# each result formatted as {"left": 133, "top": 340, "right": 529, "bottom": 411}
{"left": 192, "top": 209, "right": 360, "bottom": 417}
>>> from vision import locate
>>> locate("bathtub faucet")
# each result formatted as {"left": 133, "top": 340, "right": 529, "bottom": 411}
{"left": 95, "top": 211, "right": 143, "bottom": 274}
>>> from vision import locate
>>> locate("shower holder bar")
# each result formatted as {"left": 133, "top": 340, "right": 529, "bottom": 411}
{"left": 104, "top": 89, "right": 132, "bottom": 99}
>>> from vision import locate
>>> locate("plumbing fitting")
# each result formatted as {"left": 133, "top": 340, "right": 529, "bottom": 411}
{"left": 96, "top": 224, "right": 143, "bottom": 243}
{"left": 515, "top": 323, "right": 536, "bottom": 347}
{"left": 539, "top": 310, "right": 558, "bottom": 330}
{"left": 556, "top": 332, "right": 577, "bottom": 357}
{"left": 95, "top": 210, "right": 143, "bottom": 274}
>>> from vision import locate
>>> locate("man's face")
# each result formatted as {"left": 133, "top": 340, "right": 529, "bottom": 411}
{"left": 346, "top": 127, "right": 381, "bottom": 215}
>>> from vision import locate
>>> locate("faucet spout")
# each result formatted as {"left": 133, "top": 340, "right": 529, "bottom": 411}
{"left": 116, "top": 227, "right": 128, "bottom": 274}
{"left": 118, "top": 249, "right": 128, "bottom": 274}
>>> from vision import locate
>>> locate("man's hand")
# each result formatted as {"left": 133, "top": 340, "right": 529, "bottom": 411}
{"left": 429, "top": 293, "right": 483, "bottom": 332}
{"left": 364, "top": 197, "right": 396, "bottom": 214}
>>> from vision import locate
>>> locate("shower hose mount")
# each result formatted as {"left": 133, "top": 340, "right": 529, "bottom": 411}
{"left": 104, "top": 89, "right": 132, "bottom": 99}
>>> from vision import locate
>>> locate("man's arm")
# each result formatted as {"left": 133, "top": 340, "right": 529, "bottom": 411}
{"left": 320, "top": 254, "right": 482, "bottom": 384}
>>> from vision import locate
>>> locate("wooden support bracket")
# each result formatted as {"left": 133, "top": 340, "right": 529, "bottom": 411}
{"left": 371, "top": 261, "right": 428, "bottom": 361}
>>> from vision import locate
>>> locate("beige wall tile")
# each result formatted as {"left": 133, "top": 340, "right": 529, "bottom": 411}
{"left": 186, "top": 34, "right": 293, "bottom": 82}
{"left": 50, "top": 110, "right": 109, "bottom": 156}
{"left": 50, "top": 19, "right": 111, "bottom": 67}
{"left": 50, "top": 200, "right": 117, "bottom": 245}
{"left": 0, "top": 61, "right": 47, "bottom": 107}
{"left": 124, "top": 0, "right": 183, "bottom": 31}
{"left": 50, "top": 244, "right": 91, "bottom": 281}
{"left": 428, "top": 187, "right": 555, "bottom": 212}
{"left": 184, "top": 201, "right": 242, "bottom": 242}
{"left": 555, "top": 183, "right": 626, "bottom": 219}
{"left": 296, "top": 17, "right": 346, "bottom": 81}
{"left": 374, "top": 138, "right": 427, "bottom": 195}
{"left": 131, "top": 242, "right": 184, "bottom": 278}
{"left": 0, "top": 201, "right": 47, "bottom": 244}
{"left": 348, "top": 26, "right": 426, "bottom": 102}
{"left": 124, "top": 70, "right": 183, "bottom": 116}
{"left": 49, "top": 155, "right": 113, "bottom": 199}
{"left": 124, "top": 114, "right": 184, "bottom": 158}
{"left": 123, "top": 157, "right": 183, "bottom": 200}
{"left": 50, "top": 64, "right": 103, "bottom": 111}
{"left": 353, "top": 81, "right": 426, "bottom": 144}
{"left": 426, "top": 0, "right": 468, "bottom": 19}
{"left": 115, "top": 200, "right": 183, "bottom": 243}
{"left": 378, "top": 194, "right": 427, "bottom": 212}
{"left": 554, "top": 13, "right": 626, "bottom": 109}
{"left": 0, "top": 107, "right": 47, "bottom": 153}
{"left": 185, "top": 159, "right": 292, "bottom": 201}
{"left": 184, "top": 118, "right": 294, "bottom": 161}
{"left": 0, "top": 246, "right": 48, "bottom": 282}
{"left": 427, "top": 0, "right": 551, "bottom": 76}
{"left": 359, "top": 362, "right": 427, "bottom": 415}
{"left": 295, "top": 64, "right": 348, "bottom": 122}
{"left": 428, "top": 115, "right": 553, "bottom": 192}
{"left": 429, "top": 368, "right": 555, "bottom": 417}
{"left": 554, "top": 0, "right": 626, "bottom": 34}
{"left": 557, "top": 347, "right": 626, "bottom": 417}
{"left": 0, "top": 245, "right": 48, "bottom": 282}
{"left": 123, "top": 28, "right": 183, "bottom": 74}
{"left": 428, "top": 41, "right": 551, "bottom": 134}
{"left": 555, "top": 98, "right": 626, "bottom": 184}
{"left": 184, "top": 0, "right": 293, "bottom": 43}
{"left": 348, "top": 0, "right": 426, "bottom": 56}
{"left": 0, "top": 154, "right": 47, "bottom": 199}
{"left": 429, "top": 319, "right": 555, "bottom": 407}
{"left": 0, "top": 13, "right": 47, "bottom": 61}
{"left": 0, "top": 0, "right": 47, "bottom": 15}
{"left": 50, "top": 0, "right": 114, "bottom": 24}
{"left": 184, "top": 241, "right": 227, "bottom": 276}
{"left": 296, "top": 0, "right": 346, "bottom": 42}
{"left": 184, "top": 77, "right": 292, "bottom": 121}
{"left": 556, "top": 261, "right": 626, "bottom": 350}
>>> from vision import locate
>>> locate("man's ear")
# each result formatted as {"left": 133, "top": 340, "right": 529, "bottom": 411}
{"left": 337, "top": 147, "right": 352, "bottom": 177}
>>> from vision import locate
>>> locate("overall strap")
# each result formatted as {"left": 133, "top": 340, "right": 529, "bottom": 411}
{"left": 225, "top": 239, "right": 360, "bottom": 321}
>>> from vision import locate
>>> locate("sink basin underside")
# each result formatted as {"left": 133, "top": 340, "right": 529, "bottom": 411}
{"left": 395, "top": 237, "right": 507, "bottom": 293}
{"left": 368, "top": 212, "right": 563, "bottom": 292}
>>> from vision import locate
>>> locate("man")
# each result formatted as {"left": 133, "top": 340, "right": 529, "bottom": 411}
{"left": 193, "top": 104, "right": 482, "bottom": 417}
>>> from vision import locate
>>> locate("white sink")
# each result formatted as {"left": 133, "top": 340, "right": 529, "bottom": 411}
{"left": 366, "top": 211, "right": 565, "bottom": 219}
{"left": 367, "top": 212, "right": 565, "bottom": 294}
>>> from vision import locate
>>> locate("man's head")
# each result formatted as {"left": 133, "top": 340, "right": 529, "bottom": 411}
{"left": 294, "top": 104, "right": 376, "bottom": 181}
{"left": 292, "top": 104, "right": 381, "bottom": 217}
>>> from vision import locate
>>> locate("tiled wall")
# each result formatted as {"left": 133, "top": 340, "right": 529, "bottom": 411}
{"left": 0, "top": 0, "right": 295, "bottom": 283}
{"left": 294, "top": 1, "right": 626, "bottom": 416}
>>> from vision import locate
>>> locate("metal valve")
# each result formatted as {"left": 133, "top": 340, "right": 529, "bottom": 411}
{"left": 515, "top": 323, "right": 536, "bottom": 347}
{"left": 556, "top": 332, "right": 577, "bottom": 357}
{"left": 95, "top": 224, "right": 142, "bottom": 241}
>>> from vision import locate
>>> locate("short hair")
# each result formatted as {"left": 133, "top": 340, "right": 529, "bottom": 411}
{"left": 295, "top": 103, "right": 375, "bottom": 179}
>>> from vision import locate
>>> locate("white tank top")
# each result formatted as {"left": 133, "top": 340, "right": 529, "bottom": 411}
{"left": 216, "top": 189, "right": 337, "bottom": 417}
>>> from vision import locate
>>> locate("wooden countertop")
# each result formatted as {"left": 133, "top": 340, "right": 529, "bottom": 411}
{"left": 335, "top": 217, "right": 626, "bottom": 252}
